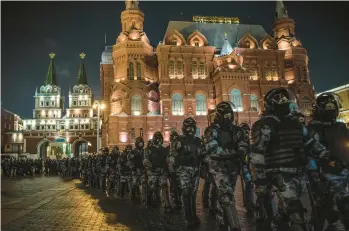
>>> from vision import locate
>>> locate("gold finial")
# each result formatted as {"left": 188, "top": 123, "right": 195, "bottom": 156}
{"left": 49, "top": 52, "right": 56, "bottom": 59}
{"left": 80, "top": 52, "right": 86, "bottom": 59}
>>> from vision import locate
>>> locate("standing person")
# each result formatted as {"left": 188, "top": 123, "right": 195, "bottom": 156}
{"left": 117, "top": 145, "right": 132, "bottom": 198}
{"left": 240, "top": 122, "right": 255, "bottom": 213}
{"left": 128, "top": 137, "right": 145, "bottom": 202}
{"left": 106, "top": 146, "right": 120, "bottom": 196}
{"left": 168, "top": 118, "right": 202, "bottom": 228}
{"left": 249, "top": 88, "right": 329, "bottom": 231}
{"left": 307, "top": 92, "right": 349, "bottom": 231}
{"left": 166, "top": 131, "right": 182, "bottom": 210}
{"left": 143, "top": 132, "right": 172, "bottom": 212}
{"left": 203, "top": 101, "right": 248, "bottom": 231}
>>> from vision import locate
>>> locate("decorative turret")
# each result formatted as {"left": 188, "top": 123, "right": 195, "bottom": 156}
{"left": 45, "top": 52, "right": 58, "bottom": 86}
{"left": 272, "top": 0, "right": 295, "bottom": 49}
{"left": 77, "top": 52, "right": 88, "bottom": 85}
{"left": 220, "top": 33, "right": 233, "bottom": 56}
{"left": 121, "top": 0, "right": 144, "bottom": 32}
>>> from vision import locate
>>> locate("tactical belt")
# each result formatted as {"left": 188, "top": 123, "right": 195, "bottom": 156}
{"left": 265, "top": 167, "right": 303, "bottom": 174}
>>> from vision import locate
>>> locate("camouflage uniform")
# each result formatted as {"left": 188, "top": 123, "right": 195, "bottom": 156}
{"left": 203, "top": 101, "right": 248, "bottom": 231}
{"left": 143, "top": 132, "right": 171, "bottom": 211}
{"left": 166, "top": 131, "right": 182, "bottom": 210}
{"left": 128, "top": 137, "right": 146, "bottom": 202}
{"left": 169, "top": 118, "right": 202, "bottom": 228}
{"left": 106, "top": 146, "right": 120, "bottom": 195}
{"left": 118, "top": 145, "right": 132, "bottom": 198}
{"left": 250, "top": 88, "right": 329, "bottom": 231}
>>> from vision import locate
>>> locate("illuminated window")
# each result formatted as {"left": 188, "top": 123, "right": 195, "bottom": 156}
{"left": 40, "top": 102, "right": 44, "bottom": 107}
{"left": 231, "top": 89, "right": 243, "bottom": 112}
{"left": 302, "top": 96, "right": 311, "bottom": 116}
{"left": 177, "top": 61, "right": 183, "bottom": 77}
{"left": 128, "top": 62, "right": 134, "bottom": 80}
{"left": 136, "top": 62, "right": 141, "bottom": 80}
{"left": 192, "top": 61, "right": 198, "bottom": 79}
{"left": 140, "top": 128, "right": 144, "bottom": 137}
{"left": 198, "top": 61, "right": 205, "bottom": 78}
{"left": 171, "top": 39, "right": 177, "bottom": 45}
{"left": 169, "top": 60, "right": 175, "bottom": 78}
{"left": 195, "top": 94, "right": 207, "bottom": 115}
{"left": 172, "top": 93, "right": 184, "bottom": 115}
{"left": 250, "top": 95, "right": 258, "bottom": 112}
{"left": 194, "top": 38, "right": 199, "bottom": 47}
{"left": 131, "top": 95, "right": 142, "bottom": 115}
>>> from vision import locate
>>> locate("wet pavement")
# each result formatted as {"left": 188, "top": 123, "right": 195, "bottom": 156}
{"left": 1, "top": 175, "right": 345, "bottom": 231}
{"left": 1, "top": 175, "right": 255, "bottom": 231}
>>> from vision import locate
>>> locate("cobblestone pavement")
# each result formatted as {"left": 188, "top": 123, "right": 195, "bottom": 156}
{"left": 1, "top": 176, "right": 345, "bottom": 231}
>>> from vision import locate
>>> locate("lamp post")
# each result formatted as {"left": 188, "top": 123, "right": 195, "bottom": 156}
{"left": 93, "top": 100, "right": 106, "bottom": 153}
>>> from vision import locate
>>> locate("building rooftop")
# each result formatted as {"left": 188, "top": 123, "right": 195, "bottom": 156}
{"left": 316, "top": 84, "right": 349, "bottom": 96}
{"left": 163, "top": 21, "right": 268, "bottom": 49}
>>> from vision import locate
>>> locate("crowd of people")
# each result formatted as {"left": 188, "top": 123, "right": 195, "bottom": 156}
{"left": 1, "top": 87, "right": 348, "bottom": 231}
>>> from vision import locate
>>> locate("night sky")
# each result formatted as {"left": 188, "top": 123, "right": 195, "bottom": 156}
{"left": 2, "top": 1, "right": 349, "bottom": 118}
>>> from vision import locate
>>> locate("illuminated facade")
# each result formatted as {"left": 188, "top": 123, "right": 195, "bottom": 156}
{"left": 317, "top": 84, "right": 349, "bottom": 126}
{"left": 100, "top": 0, "right": 316, "bottom": 149}
{"left": 1, "top": 108, "right": 23, "bottom": 155}
{"left": 22, "top": 53, "right": 98, "bottom": 159}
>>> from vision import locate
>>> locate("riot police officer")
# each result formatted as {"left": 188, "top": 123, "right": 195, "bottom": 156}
{"left": 128, "top": 137, "right": 146, "bottom": 202}
{"left": 203, "top": 101, "right": 248, "bottom": 231}
{"left": 118, "top": 145, "right": 132, "bottom": 198}
{"left": 307, "top": 92, "right": 349, "bottom": 230}
{"left": 239, "top": 122, "right": 254, "bottom": 213}
{"left": 143, "top": 132, "right": 171, "bottom": 212}
{"left": 169, "top": 118, "right": 202, "bottom": 228}
{"left": 250, "top": 88, "right": 329, "bottom": 231}
{"left": 166, "top": 131, "right": 182, "bottom": 210}
{"left": 106, "top": 146, "right": 120, "bottom": 196}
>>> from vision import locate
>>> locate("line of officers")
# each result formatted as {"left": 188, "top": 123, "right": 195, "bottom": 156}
{"left": 79, "top": 87, "right": 349, "bottom": 231}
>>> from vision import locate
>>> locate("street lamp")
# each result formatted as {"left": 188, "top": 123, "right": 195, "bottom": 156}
{"left": 93, "top": 100, "right": 106, "bottom": 152}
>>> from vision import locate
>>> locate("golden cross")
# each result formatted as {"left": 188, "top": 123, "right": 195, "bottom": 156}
{"left": 80, "top": 52, "right": 86, "bottom": 59}
{"left": 49, "top": 52, "right": 56, "bottom": 59}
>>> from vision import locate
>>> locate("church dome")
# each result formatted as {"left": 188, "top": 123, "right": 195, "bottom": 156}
{"left": 101, "top": 46, "right": 113, "bottom": 64}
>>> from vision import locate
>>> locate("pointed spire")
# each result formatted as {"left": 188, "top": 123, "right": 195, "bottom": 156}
{"left": 220, "top": 33, "right": 233, "bottom": 56}
{"left": 77, "top": 52, "right": 88, "bottom": 85}
{"left": 45, "top": 52, "right": 57, "bottom": 86}
{"left": 275, "top": 0, "right": 288, "bottom": 20}
{"left": 35, "top": 86, "right": 38, "bottom": 96}
{"left": 125, "top": 0, "right": 139, "bottom": 10}
{"left": 104, "top": 33, "right": 107, "bottom": 45}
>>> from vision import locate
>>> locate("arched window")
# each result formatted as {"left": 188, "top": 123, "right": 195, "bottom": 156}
{"left": 131, "top": 95, "right": 142, "bottom": 115}
{"left": 169, "top": 60, "right": 175, "bottom": 78}
{"left": 172, "top": 93, "right": 184, "bottom": 115}
{"left": 302, "top": 96, "right": 311, "bottom": 116}
{"left": 171, "top": 39, "right": 177, "bottom": 46}
{"left": 136, "top": 62, "right": 141, "bottom": 80}
{"left": 195, "top": 94, "right": 207, "bottom": 115}
{"left": 192, "top": 61, "right": 198, "bottom": 79}
{"left": 128, "top": 63, "right": 134, "bottom": 80}
{"left": 231, "top": 89, "right": 243, "bottom": 112}
{"left": 198, "top": 61, "right": 205, "bottom": 78}
{"left": 177, "top": 61, "right": 183, "bottom": 77}
{"left": 194, "top": 38, "right": 199, "bottom": 47}
{"left": 250, "top": 94, "right": 258, "bottom": 112}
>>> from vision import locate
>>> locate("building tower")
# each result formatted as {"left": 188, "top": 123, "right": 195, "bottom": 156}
{"left": 272, "top": 0, "right": 315, "bottom": 116}
{"left": 33, "top": 52, "right": 64, "bottom": 121}
{"left": 66, "top": 53, "right": 97, "bottom": 156}
{"left": 102, "top": 0, "right": 159, "bottom": 148}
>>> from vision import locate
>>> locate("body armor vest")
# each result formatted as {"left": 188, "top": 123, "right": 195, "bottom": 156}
{"left": 130, "top": 149, "right": 144, "bottom": 169}
{"left": 149, "top": 146, "right": 167, "bottom": 169}
{"left": 308, "top": 120, "right": 349, "bottom": 174}
{"left": 264, "top": 116, "right": 305, "bottom": 170}
{"left": 175, "top": 135, "right": 201, "bottom": 167}
{"left": 119, "top": 155, "right": 131, "bottom": 175}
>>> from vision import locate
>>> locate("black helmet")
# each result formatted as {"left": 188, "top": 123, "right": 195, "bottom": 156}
{"left": 152, "top": 132, "right": 163, "bottom": 146}
{"left": 182, "top": 117, "right": 197, "bottom": 136}
{"left": 103, "top": 147, "right": 109, "bottom": 154}
{"left": 135, "top": 136, "right": 144, "bottom": 148}
{"left": 240, "top": 123, "right": 251, "bottom": 132}
{"left": 112, "top": 146, "right": 119, "bottom": 153}
{"left": 264, "top": 88, "right": 297, "bottom": 117}
{"left": 170, "top": 131, "right": 179, "bottom": 142}
{"left": 313, "top": 92, "right": 342, "bottom": 121}
{"left": 214, "top": 101, "right": 235, "bottom": 126}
